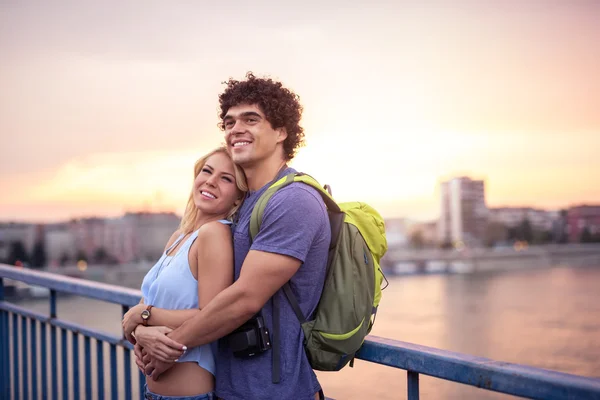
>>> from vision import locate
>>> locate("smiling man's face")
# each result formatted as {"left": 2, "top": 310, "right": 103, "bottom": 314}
{"left": 223, "top": 103, "right": 286, "bottom": 168}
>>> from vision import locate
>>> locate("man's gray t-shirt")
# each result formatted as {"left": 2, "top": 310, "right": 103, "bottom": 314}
{"left": 215, "top": 168, "right": 331, "bottom": 400}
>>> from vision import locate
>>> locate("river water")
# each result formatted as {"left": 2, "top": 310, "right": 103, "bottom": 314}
{"left": 15, "top": 264, "right": 600, "bottom": 399}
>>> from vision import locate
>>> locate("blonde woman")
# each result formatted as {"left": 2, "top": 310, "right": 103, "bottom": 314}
{"left": 122, "top": 146, "right": 247, "bottom": 400}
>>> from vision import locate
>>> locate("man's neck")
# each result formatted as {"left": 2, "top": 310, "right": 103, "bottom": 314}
{"left": 244, "top": 156, "right": 288, "bottom": 192}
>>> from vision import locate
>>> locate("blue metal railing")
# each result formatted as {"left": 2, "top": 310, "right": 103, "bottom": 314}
{"left": 2, "top": 263, "right": 600, "bottom": 400}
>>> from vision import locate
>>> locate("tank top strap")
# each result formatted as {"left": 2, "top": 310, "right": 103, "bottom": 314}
{"left": 165, "top": 232, "right": 186, "bottom": 254}
{"left": 218, "top": 219, "right": 233, "bottom": 225}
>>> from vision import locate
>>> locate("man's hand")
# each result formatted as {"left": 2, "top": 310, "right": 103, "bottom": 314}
{"left": 122, "top": 304, "right": 146, "bottom": 344}
{"left": 134, "top": 325, "right": 186, "bottom": 362}
{"left": 143, "top": 353, "right": 174, "bottom": 381}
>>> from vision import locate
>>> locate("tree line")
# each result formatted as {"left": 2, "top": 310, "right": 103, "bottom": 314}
{"left": 2, "top": 240, "right": 118, "bottom": 268}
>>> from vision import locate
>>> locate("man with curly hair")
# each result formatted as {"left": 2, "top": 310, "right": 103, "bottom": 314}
{"left": 143, "top": 73, "right": 330, "bottom": 400}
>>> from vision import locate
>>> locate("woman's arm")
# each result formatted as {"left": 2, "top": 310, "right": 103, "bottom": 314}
{"left": 133, "top": 222, "right": 234, "bottom": 332}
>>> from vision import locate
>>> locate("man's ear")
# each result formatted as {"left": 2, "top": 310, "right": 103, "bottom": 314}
{"left": 276, "top": 127, "right": 288, "bottom": 144}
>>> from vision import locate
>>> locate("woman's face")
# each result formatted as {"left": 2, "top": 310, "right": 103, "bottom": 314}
{"left": 192, "top": 151, "right": 241, "bottom": 218}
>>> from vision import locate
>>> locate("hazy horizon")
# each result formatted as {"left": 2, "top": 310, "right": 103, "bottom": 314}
{"left": 2, "top": 1, "right": 599, "bottom": 223}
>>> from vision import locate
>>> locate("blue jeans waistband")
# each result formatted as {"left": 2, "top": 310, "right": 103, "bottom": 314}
{"left": 144, "top": 385, "right": 215, "bottom": 400}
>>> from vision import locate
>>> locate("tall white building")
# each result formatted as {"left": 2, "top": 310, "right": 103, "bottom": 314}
{"left": 438, "top": 177, "right": 488, "bottom": 247}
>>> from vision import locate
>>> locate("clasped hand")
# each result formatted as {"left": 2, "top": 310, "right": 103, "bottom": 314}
{"left": 133, "top": 326, "right": 187, "bottom": 380}
{"left": 134, "top": 325, "right": 186, "bottom": 362}
{"left": 134, "top": 342, "right": 174, "bottom": 381}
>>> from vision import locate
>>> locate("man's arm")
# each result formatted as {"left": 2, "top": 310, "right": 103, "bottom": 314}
{"left": 168, "top": 184, "right": 327, "bottom": 349}
{"left": 168, "top": 249, "right": 301, "bottom": 347}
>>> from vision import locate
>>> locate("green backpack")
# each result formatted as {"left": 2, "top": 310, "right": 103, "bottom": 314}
{"left": 250, "top": 172, "right": 388, "bottom": 378}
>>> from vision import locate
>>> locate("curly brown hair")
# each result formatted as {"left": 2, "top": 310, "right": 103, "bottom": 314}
{"left": 218, "top": 72, "right": 305, "bottom": 161}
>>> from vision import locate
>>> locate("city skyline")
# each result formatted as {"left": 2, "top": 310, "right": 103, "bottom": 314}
{"left": 2, "top": 1, "right": 599, "bottom": 222}
{"left": 0, "top": 175, "right": 595, "bottom": 226}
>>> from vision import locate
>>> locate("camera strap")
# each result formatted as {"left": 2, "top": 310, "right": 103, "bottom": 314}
{"left": 272, "top": 293, "right": 281, "bottom": 384}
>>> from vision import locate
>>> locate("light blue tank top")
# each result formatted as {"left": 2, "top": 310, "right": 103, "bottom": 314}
{"left": 140, "top": 220, "right": 231, "bottom": 376}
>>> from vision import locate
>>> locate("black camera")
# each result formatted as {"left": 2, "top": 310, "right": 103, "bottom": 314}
{"left": 228, "top": 314, "right": 272, "bottom": 358}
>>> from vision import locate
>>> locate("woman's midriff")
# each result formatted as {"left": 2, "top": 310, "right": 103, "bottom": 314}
{"left": 146, "top": 361, "right": 214, "bottom": 396}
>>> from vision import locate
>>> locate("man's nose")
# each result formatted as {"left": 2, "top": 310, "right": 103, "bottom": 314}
{"left": 228, "top": 119, "right": 245, "bottom": 136}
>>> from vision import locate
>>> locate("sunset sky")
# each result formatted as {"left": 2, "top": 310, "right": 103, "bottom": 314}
{"left": 1, "top": 1, "right": 599, "bottom": 222}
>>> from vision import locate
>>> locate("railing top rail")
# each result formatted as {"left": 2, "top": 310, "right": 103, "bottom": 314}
{"left": 0, "top": 263, "right": 141, "bottom": 306}
{"left": 2, "top": 263, "right": 600, "bottom": 399}
{"left": 358, "top": 336, "right": 600, "bottom": 399}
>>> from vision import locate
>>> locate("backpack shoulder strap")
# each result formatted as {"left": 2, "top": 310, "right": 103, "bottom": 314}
{"left": 249, "top": 172, "right": 297, "bottom": 241}
{"left": 250, "top": 172, "right": 340, "bottom": 241}
{"left": 248, "top": 171, "right": 338, "bottom": 384}
{"left": 294, "top": 173, "right": 341, "bottom": 213}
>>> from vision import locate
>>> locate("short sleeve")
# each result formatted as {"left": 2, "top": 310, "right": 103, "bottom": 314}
{"left": 250, "top": 183, "right": 329, "bottom": 263}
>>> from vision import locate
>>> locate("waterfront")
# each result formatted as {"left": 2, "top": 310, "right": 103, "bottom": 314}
{"left": 13, "top": 264, "right": 600, "bottom": 400}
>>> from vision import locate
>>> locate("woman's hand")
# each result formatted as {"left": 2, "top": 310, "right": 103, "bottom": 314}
{"left": 144, "top": 354, "right": 175, "bottom": 381}
{"left": 135, "top": 343, "right": 172, "bottom": 380}
{"left": 122, "top": 304, "right": 146, "bottom": 344}
{"left": 134, "top": 325, "right": 186, "bottom": 362}
{"left": 134, "top": 343, "right": 146, "bottom": 373}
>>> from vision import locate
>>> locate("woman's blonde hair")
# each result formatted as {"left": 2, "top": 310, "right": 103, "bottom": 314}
{"left": 179, "top": 147, "right": 247, "bottom": 234}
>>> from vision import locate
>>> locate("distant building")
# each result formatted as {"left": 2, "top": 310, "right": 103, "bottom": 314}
{"left": 68, "top": 212, "right": 181, "bottom": 263}
{"left": 69, "top": 218, "right": 106, "bottom": 261}
{"left": 103, "top": 217, "right": 136, "bottom": 263}
{"left": 438, "top": 177, "right": 488, "bottom": 247}
{"left": 567, "top": 205, "right": 600, "bottom": 242}
{"left": 122, "top": 212, "right": 181, "bottom": 262}
{"left": 407, "top": 220, "right": 438, "bottom": 247}
{"left": 0, "top": 223, "right": 37, "bottom": 263}
{"left": 489, "top": 207, "right": 557, "bottom": 232}
{"left": 45, "top": 223, "right": 76, "bottom": 266}
{"left": 384, "top": 218, "right": 409, "bottom": 249}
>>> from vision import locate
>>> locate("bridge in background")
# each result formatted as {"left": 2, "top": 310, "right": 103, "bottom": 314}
{"left": 381, "top": 243, "right": 600, "bottom": 275}
{"left": 1, "top": 263, "right": 600, "bottom": 400}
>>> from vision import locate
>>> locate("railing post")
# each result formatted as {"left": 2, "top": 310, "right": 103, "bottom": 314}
{"left": 61, "top": 328, "right": 69, "bottom": 399}
{"left": 72, "top": 331, "right": 80, "bottom": 400}
{"left": 122, "top": 304, "right": 129, "bottom": 340}
{"left": 139, "top": 369, "right": 146, "bottom": 400}
{"left": 21, "top": 316, "right": 28, "bottom": 400}
{"left": 30, "top": 319, "right": 38, "bottom": 400}
{"left": 51, "top": 326, "right": 58, "bottom": 400}
{"left": 12, "top": 313, "right": 19, "bottom": 400}
{"left": 2, "top": 310, "right": 8, "bottom": 399}
{"left": 40, "top": 322, "right": 47, "bottom": 400}
{"left": 97, "top": 340, "right": 105, "bottom": 400}
{"left": 0, "top": 277, "right": 6, "bottom": 399}
{"left": 110, "top": 344, "right": 118, "bottom": 399}
{"left": 84, "top": 336, "right": 92, "bottom": 400}
{"left": 49, "top": 289, "right": 57, "bottom": 318}
{"left": 407, "top": 370, "right": 420, "bottom": 400}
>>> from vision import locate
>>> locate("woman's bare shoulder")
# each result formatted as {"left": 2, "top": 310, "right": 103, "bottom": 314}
{"left": 197, "top": 221, "right": 232, "bottom": 241}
